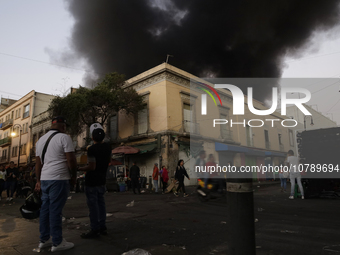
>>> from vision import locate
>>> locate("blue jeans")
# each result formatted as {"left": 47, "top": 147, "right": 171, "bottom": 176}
{"left": 290, "top": 174, "right": 304, "bottom": 196}
{"left": 40, "top": 180, "right": 69, "bottom": 246}
{"left": 6, "top": 181, "right": 16, "bottom": 198}
{"left": 85, "top": 185, "right": 106, "bottom": 231}
{"left": 153, "top": 180, "right": 158, "bottom": 192}
{"left": 279, "top": 173, "right": 287, "bottom": 190}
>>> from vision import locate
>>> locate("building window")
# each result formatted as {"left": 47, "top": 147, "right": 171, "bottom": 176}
{"left": 23, "top": 104, "right": 30, "bottom": 118}
{"left": 12, "top": 146, "right": 18, "bottom": 157}
{"left": 18, "top": 108, "right": 21, "bottom": 118}
{"left": 278, "top": 133, "right": 282, "bottom": 145}
{"left": 264, "top": 130, "right": 270, "bottom": 149}
{"left": 15, "top": 110, "right": 18, "bottom": 119}
{"left": 22, "top": 144, "right": 27, "bottom": 155}
{"left": 137, "top": 107, "right": 148, "bottom": 134}
{"left": 289, "top": 130, "right": 294, "bottom": 146}
{"left": 220, "top": 113, "right": 232, "bottom": 140}
{"left": 246, "top": 124, "right": 253, "bottom": 147}
{"left": 2, "top": 148, "right": 7, "bottom": 159}
{"left": 183, "top": 103, "right": 192, "bottom": 133}
{"left": 110, "top": 114, "right": 118, "bottom": 140}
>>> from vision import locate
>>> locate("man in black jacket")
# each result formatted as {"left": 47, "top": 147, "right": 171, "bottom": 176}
{"left": 129, "top": 162, "right": 140, "bottom": 194}
{"left": 174, "top": 159, "right": 190, "bottom": 197}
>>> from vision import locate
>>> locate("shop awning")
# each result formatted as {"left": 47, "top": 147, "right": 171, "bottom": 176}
{"left": 265, "top": 151, "right": 286, "bottom": 157}
{"left": 215, "top": 142, "right": 248, "bottom": 153}
{"left": 215, "top": 142, "right": 266, "bottom": 156}
{"left": 132, "top": 142, "right": 157, "bottom": 154}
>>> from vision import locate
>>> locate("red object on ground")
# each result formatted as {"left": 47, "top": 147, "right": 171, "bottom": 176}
{"left": 112, "top": 146, "right": 140, "bottom": 155}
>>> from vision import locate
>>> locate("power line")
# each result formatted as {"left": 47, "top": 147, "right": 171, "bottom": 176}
{"left": 311, "top": 80, "right": 339, "bottom": 94}
{"left": 0, "top": 52, "right": 105, "bottom": 75}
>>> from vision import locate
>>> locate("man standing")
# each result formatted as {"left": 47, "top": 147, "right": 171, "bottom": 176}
{"left": 35, "top": 117, "right": 77, "bottom": 252}
{"left": 152, "top": 163, "right": 159, "bottom": 193}
{"left": 286, "top": 150, "right": 304, "bottom": 199}
{"left": 129, "top": 162, "right": 141, "bottom": 194}
{"left": 79, "top": 123, "right": 111, "bottom": 238}
{"left": 6, "top": 161, "right": 19, "bottom": 201}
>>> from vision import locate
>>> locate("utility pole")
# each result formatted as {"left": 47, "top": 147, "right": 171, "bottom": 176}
{"left": 226, "top": 153, "right": 256, "bottom": 255}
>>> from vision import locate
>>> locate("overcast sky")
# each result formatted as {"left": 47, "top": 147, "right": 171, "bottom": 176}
{"left": 1, "top": 0, "right": 340, "bottom": 124}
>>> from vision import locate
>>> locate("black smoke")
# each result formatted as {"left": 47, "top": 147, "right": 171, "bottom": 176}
{"left": 62, "top": 0, "right": 340, "bottom": 101}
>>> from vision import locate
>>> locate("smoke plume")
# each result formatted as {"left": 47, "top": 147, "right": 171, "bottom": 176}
{"left": 61, "top": 0, "right": 340, "bottom": 101}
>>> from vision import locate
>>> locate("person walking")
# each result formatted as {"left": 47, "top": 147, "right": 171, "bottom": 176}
{"left": 6, "top": 161, "right": 19, "bottom": 201}
{"left": 278, "top": 161, "right": 287, "bottom": 192}
{"left": 0, "top": 165, "right": 6, "bottom": 201}
{"left": 286, "top": 150, "right": 304, "bottom": 199}
{"left": 174, "top": 159, "right": 190, "bottom": 197}
{"left": 152, "top": 163, "right": 159, "bottom": 193}
{"left": 129, "top": 162, "right": 141, "bottom": 194}
{"left": 161, "top": 166, "right": 169, "bottom": 194}
{"left": 79, "top": 123, "right": 111, "bottom": 238}
{"left": 34, "top": 116, "right": 77, "bottom": 252}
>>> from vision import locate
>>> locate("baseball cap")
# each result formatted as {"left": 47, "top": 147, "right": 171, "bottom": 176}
{"left": 90, "top": 123, "right": 104, "bottom": 135}
{"left": 52, "top": 116, "right": 67, "bottom": 125}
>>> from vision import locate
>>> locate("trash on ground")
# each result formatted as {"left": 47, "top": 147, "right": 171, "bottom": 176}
{"left": 256, "top": 246, "right": 262, "bottom": 249}
{"left": 62, "top": 217, "right": 66, "bottom": 222}
{"left": 32, "top": 248, "right": 41, "bottom": 253}
{"left": 220, "top": 221, "right": 227, "bottom": 224}
{"left": 258, "top": 208, "right": 264, "bottom": 211}
{"left": 67, "top": 196, "right": 72, "bottom": 200}
{"left": 106, "top": 213, "right": 113, "bottom": 217}
{"left": 257, "top": 186, "right": 260, "bottom": 188}
{"left": 126, "top": 200, "right": 135, "bottom": 207}
{"left": 141, "top": 190, "right": 145, "bottom": 193}
{"left": 122, "top": 248, "right": 151, "bottom": 255}
{"left": 254, "top": 218, "right": 259, "bottom": 223}
{"left": 180, "top": 246, "right": 186, "bottom": 250}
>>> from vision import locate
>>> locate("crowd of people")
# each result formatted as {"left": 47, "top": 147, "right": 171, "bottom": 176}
{"left": 3, "top": 115, "right": 303, "bottom": 253}
{"left": 0, "top": 161, "right": 36, "bottom": 201}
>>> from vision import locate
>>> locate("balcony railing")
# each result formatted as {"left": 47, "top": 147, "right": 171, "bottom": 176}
{"left": 265, "top": 141, "right": 271, "bottom": 150}
{"left": 0, "top": 119, "right": 13, "bottom": 130}
{"left": 0, "top": 137, "right": 11, "bottom": 147}
{"left": 183, "top": 121, "right": 200, "bottom": 135}
{"left": 279, "top": 144, "right": 284, "bottom": 152}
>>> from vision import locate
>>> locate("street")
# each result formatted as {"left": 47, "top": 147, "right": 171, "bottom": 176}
{"left": 1, "top": 183, "right": 340, "bottom": 255}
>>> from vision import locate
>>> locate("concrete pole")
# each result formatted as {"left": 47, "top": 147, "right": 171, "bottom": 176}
{"left": 226, "top": 153, "right": 256, "bottom": 255}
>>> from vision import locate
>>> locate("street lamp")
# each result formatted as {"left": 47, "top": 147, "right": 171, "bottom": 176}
{"left": 11, "top": 124, "right": 22, "bottom": 167}
{"left": 304, "top": 116, "right": 314, "bottom": 131}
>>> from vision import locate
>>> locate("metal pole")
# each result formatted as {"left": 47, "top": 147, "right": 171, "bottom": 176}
{"left": 18, "top": 129, "right": 21, "bottom": 167}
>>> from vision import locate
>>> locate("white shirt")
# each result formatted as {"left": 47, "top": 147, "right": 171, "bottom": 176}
{"left": 287, "top": 156, "right": 300, "bottom": 175}
{"left": 36, "top": 130, "right": 74, "bottom": 180}
{"left": 0, "top": 170, "right": 6, "bottom": 180}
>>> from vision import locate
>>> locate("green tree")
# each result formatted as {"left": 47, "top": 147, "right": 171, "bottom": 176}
{"left": 48, "top": 72, "right": 144, "bottom": 137}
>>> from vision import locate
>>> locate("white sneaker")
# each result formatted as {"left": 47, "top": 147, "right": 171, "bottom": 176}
{"left": 9, "top": 197, "right": 13, "bottom": 202}
{"left": 301, "top": 196, "right": 305, "bottom": 199}
{"left": 6, "top": 197, "right": 10, "bottom": 201}
{"left": 38, "top": 239, "right": 53, "bottom": 249}
{"left": 51, "top": 239, "right": 74, "bottom": 252}
{"left": 289, "top": 196, "right": 294, "bottom": 199}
